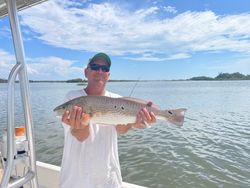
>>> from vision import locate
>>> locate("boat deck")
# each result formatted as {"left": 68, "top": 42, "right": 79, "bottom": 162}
{"left": 0, "top": 161, "right": 147, "bottom": 188}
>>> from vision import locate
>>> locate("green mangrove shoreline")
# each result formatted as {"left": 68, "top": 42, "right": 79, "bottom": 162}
{"left": 1, "top": 72, "right": 250, "bottom": 83}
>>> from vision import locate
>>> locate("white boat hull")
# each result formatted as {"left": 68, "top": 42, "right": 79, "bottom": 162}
{"left": 1, "top": 161, "right": 147, "bottom": 188}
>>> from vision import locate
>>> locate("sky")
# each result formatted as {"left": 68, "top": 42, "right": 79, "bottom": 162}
{"left": 0, "top": 0, "right": 250, "bottom": 80}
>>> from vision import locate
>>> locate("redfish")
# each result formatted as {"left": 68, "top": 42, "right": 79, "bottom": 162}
{"left": 54, "top": 96, "right": 187, "bottom": 126}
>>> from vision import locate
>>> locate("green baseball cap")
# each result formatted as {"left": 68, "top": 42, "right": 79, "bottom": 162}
{"left": 89, "top": 52, "right": 111, "bottom": 67}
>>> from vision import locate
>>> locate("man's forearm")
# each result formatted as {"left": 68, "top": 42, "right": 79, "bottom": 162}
{"left": 71, "top": 126, "right": 90, "bottom": 142}
{"left": 116, "top": 123, "right": 136, "bottom": 134}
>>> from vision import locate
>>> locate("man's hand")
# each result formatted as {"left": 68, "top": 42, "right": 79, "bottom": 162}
{"left": 133, "top": 107, "right": 156, "bottom": 128}
{"left": 62, "top": 106, "right": 91, "bottom": 142}
{"left": 116, "top": 107, "right": 156, "bottom": 134}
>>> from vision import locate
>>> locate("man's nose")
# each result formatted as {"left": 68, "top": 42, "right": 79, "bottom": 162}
{"left": 97, "top": 68, "right": 104, "bottom": 73}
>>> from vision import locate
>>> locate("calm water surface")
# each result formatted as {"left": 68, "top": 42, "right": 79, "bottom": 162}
{"left": 0, "top": 81, "right": 249, "bottom": 188}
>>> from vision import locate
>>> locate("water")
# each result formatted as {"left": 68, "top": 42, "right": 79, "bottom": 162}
{"left": 0, "top": 81, "right": 249, "bottom": 188}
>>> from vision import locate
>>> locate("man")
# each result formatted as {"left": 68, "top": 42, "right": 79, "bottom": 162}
{"left": 59, "top": 52, "right": 156, "bottom": 188}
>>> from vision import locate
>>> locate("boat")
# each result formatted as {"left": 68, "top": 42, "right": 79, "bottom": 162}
{"left": 0, "top": 0, "right": 147, "bottom": 187}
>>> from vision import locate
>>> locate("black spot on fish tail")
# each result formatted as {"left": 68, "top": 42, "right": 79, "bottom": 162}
{"left": 168, "top": 110, "right": 173, "bottom": 114}
{"left": 146, "top": 101, "right": 153, "bottom": 107}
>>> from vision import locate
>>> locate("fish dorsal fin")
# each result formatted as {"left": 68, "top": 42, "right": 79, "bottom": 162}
{"left": 121, "top": 97, "right": 161, "bottom": 110}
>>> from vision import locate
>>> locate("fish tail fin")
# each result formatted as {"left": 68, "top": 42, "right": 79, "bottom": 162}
{"left": 164, "top": 108, "right": 187, "bottom": 127}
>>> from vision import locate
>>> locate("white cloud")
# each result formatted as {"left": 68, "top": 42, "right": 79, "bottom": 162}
{"left": 163, "top": 6, "right": 177, "bottom": 14}
{"left": 57, "top": 0, "right": 91, "bottom": 8}
{"left": 0, "top": 49, "right": 15, "bottom": 67}
{"left": 126, "top": 52, "right": 190, "bottom": 62}
{"left": 26, "top": 56, "right": 83, "bottom": 80}
{"left": 135, "top": 6, "right": 159, "bottom": 18}
{"left": 0, "top": 49, "right": 82, "bottom": 80}
{"left": 0, "top": 49, "right": 16, "bottom": 78}
{"left": 0, "top": 26, "right": 12, "bottom": 39}
{"left": 166, "top": 53, "right": 191, "bottom": 60}
{"left": 18, "top": 1, "right": 250, "bottom": 60}
{"left": 126, "top": 54, "right": 168, "bottom": 62}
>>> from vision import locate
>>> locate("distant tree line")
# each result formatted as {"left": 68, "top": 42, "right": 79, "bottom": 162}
{"left": 0, "top": 78, "right": 86, "bottom": 83}
{"left": 1, "top": 72, "right": 250, "bottom": 83}
{"left": 66, "top": 78, "right": 86, "bottom": 83}
{"left": 0, "top": 78, "right": 140, "bottom": 83}
{"left": 190, "top": 72, "right": 250, "bottom": 81}
{"left": 0, "top": 78, "right": 7, "bottom": 83}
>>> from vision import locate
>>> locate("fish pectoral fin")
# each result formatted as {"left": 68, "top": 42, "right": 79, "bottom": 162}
{"left": 93, "top": 112, "right": 102, "bottom": 117}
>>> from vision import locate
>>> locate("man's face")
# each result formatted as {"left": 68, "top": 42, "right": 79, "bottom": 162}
{"left": 85, "top": 59, "right": 110, "bottom": 86}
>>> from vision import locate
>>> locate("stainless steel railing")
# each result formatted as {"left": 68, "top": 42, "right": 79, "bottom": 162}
{"left": 0, "top": 0, "right": 38, "bottom": 187}
{"left": 1, "top": 63, "right": 22, "bottom": 187}
{"left": 1, "top": 63, "right": 35, "bottom": 188}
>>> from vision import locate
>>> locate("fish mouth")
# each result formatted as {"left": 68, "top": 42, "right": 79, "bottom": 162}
{"left": 53, "top": 104, "right": 64, "bottom": 112}
{"left": 53, "top": 106, "right": 59, "bottom": 112}
{"left": 53, "top": 105, "right": 66, "bottom": 117}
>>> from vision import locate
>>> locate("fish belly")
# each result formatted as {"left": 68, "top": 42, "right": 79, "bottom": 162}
{"left": 91, "top": 114, "right": 136, "bottom": 126}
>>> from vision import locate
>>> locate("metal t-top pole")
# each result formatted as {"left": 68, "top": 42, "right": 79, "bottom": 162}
{"left": 0, "top": 0, "right": 39, "bottom": 187}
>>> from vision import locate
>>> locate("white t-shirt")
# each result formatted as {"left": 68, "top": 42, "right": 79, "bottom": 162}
{"left": 59, "top": 89, "right": 123, "bottom": 188}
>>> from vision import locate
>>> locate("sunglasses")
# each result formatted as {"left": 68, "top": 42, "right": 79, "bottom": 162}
{"left": 88, "top": 63, "right": 110, "bottom": 72}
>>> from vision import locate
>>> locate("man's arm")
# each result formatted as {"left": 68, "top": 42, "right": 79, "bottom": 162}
{"left": 62, "top": 106, "right": 91, "bottom": 142}
{"left": 116, "top": 107, "right": 156, "bottom": 134}
{"left": 70, "top": 127, "right": 90, "bottom": 142}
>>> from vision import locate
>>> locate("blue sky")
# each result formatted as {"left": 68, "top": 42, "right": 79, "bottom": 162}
{"left": 1, "top": 0, "right": 250, "bottom": 80}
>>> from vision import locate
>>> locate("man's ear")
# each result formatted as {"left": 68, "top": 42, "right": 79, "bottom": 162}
{"left": 84, "top": 67, "right": 88, "bottom": 78}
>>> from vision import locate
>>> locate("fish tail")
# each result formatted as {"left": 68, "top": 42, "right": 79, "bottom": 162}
{"left": 163, "top": 108, "right": 187, "bottom": 127}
